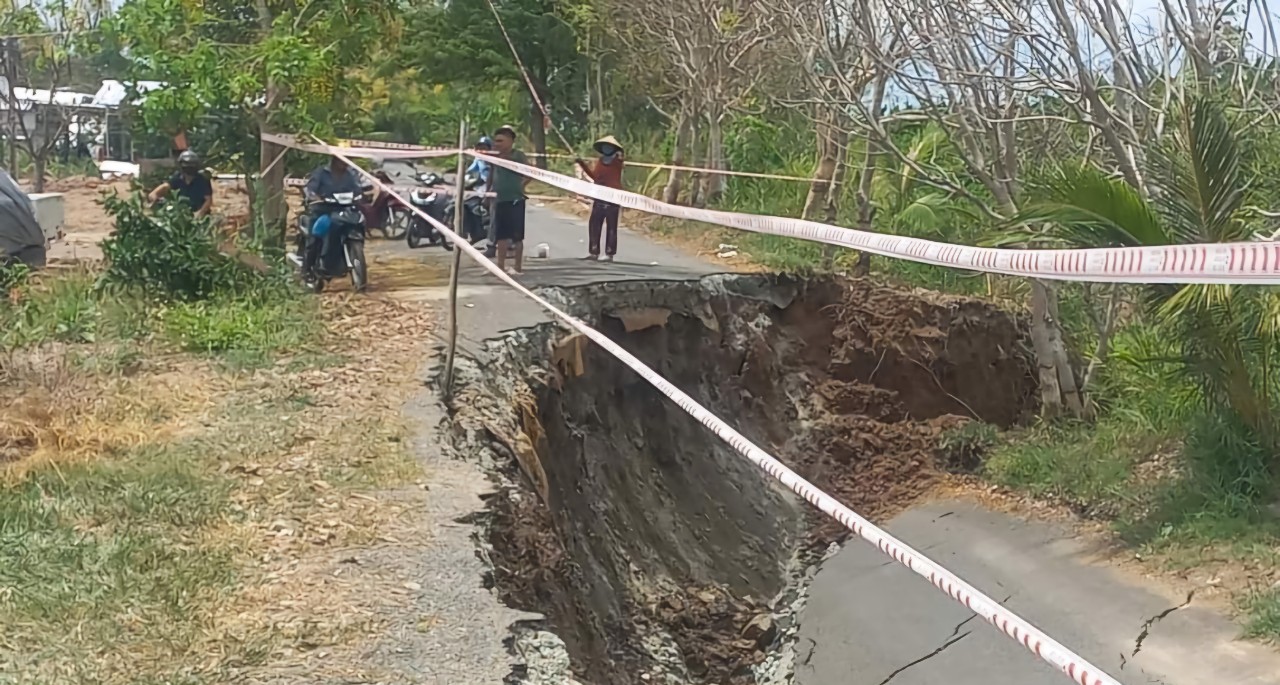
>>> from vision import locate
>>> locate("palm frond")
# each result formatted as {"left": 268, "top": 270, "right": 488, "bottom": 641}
{"left": 1148, "top": 97, "right": 1251, "bottom": 244}
{"left": 893, "top": 192, "right": 973, "bottom": 235}
{"left": 1003, "top": 165, "right": 1169, "bottom": 248}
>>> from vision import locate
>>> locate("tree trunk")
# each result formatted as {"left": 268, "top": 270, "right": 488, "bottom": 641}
{"left": 254, "top": 0, "right": 287, "bottom": 243}
{"left": 804, "top": 113, "right": 839, "bottom": 221}
{"left": 690, "top": 171, "right": 706, "bottom": 208}
{"left": 1045, "top": 281, "right": 1087, "bottom": 416}
{"left": 821, "top": 127, "right": 851, "bottom": 270}
{"left": 529, "top": 98, "right": 548, "bottom": 170}
{"left": 688, "top": 126, "right": 706, "bottom": 208}
{"left": 1029, "top": 280, "right": 1066, "bottom": 418}
{"left": 852, "top": 76, "right": 889, "bottom": 276}
{"left": 1028, "top": 279, "right": 1087, "bottom": 419}
{"left": 663, "top": 108, "right": 691, "bottom": 205}
{"left": 822, "top": 128, "right": 850, "bottom": 225}
{"left": 705, "top": 113, "right": 727, "bottom": 204}
{"left": 31, "top": 155, "right": 45, "bottom": 192}
{"left": 258, "top": 128, "right": 287, "bottom": 243}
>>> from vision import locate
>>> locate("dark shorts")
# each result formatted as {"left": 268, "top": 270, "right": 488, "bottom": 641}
{"left": 493, "top": 199, "right": 526, "bottom": 243}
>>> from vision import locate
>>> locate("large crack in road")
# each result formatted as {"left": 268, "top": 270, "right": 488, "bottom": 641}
{"left": 445, "top": 274, "right": 1037, "bottom": 684}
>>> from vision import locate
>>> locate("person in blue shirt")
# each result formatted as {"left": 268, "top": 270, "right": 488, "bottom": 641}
{"left": 466, "top": 136, "right": 493, "bottom": 187}
{"left": 301, "top": 156, "right": 364, "bottom": 273}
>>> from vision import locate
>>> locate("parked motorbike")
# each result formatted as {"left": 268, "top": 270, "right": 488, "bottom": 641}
{"left": 362, "top": 173, "right": 410, "bottom": 240}
{"left": 405, "top": 172, "right": 453, "bottom": 250}
{"left": 291, "top": 188, "right": 370, "bottom": 293}
{"left": 441, "top": 172, "right": 490, "bottom": 246}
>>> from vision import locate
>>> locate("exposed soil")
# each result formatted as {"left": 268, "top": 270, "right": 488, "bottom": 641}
{"left": 450, "top": 274, "right": 1037, "bottom": 685}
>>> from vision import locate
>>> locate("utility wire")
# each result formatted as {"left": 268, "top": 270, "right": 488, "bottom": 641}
{"left": 481, "top": 0, "right": 590, "bottom": 176}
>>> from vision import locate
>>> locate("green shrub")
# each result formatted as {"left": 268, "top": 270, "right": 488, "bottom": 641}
{"left": 99, "top": 192, "right": 266, "bottom": 301}
{"left": 0, "top": 260, "right": 32, "bottom": 291}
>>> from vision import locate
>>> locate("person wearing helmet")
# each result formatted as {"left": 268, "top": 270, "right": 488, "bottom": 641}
{"left": 466, "top": 136, "right": 494, "bottom": 187}
{"left": 148, "top": 150, "right": 213, "bottom": 217}
{"left": 466, "top": 136, "right": 500, "bottom": 255}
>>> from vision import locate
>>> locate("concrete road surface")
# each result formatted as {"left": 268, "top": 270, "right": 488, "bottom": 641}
{"left": 797, "top": 500, "right": 1280, "bottom": 685}
{"left": 370, "top": 160, "right": 721, "bottom": 347}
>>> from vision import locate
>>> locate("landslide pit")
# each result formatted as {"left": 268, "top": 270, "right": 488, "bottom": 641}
{"left": 448, "top": 274, "right": 1036, "bottom": 685}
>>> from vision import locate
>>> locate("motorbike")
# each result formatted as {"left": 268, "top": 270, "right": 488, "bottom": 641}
{"left": 441, "top": 172, "right": 491, "bottom": 246}
{"left": 405, "top": 171, "right": 453, "bottom": 250}
{"left": 291, "top": 187, "right": 371, "bottom": 293}
{"left": 361, "top": 182, "right": 410, "bottom": 240}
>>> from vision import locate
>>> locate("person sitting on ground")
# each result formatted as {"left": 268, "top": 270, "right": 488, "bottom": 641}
{"left": 489, "top": 125, "right": 531, "bottom": 275}
{"left": 147, "top": 150, "right": 213, "bottom": 217}
{"left": 576, "top": 135, "right": 625, "bottom": 262}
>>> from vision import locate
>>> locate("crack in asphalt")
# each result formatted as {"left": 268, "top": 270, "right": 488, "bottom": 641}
{"left": 1132, "top": 590, "right": 1195, "bottom": 657}
{"left": 799, "top": 636, "right": 818, "bottom": 669}
{"left": 872, "top": 610, "right": 984, "bottom": 685}
{"left": 875, "top": 630, "right": 972, "bottom": 685}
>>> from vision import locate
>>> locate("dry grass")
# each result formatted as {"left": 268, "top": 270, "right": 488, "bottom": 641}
{"left": 0, "top": 345, "right": 215, "bottom": 482}
{"left": 0, "top": 286, "right": 438, "bottom": 684}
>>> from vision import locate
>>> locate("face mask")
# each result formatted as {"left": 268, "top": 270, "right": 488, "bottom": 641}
{"left": 601, "top": 153, "right": 618, "bottom": 165}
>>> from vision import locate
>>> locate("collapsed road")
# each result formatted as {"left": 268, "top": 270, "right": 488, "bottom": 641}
{"left": 382, "top": 202, "right": 1280, "bottom": 685}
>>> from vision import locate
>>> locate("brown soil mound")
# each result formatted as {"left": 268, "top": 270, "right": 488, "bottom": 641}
{"left": 460, "top": 274, "right": 1036, "bottom": 685}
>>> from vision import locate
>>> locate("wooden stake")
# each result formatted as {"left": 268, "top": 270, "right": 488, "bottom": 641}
{"left": 442, "top": 120, "right": 468, "bottom": 401}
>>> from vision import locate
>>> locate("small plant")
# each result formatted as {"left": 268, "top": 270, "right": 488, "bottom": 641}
{"left": 0, "top": 260, "right": 32, "bottom": 292}
{"left": 938, "top": 421, "right": 999, "bottom": 473}
{"left": 99, "top": 192, "right": 264, "bottom": 301}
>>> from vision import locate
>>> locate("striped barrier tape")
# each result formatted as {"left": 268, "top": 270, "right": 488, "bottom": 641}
{"left": 279, "top": 132, "right": 1127, "bottom": 685}
{"left": 264, "top": 133, "right": 1280, "bottom": 285}
{"left": 331, "top": 134, "right": 825, "bottom": 183}
{"left": 280, "top": 176, "right": 564, "bottom": 202}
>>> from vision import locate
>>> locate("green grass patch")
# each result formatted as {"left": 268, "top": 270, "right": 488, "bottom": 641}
{"left": 0, "top": 442, "right": 236, "bottom": 674}
{"left": 985, "top": 337, "right": 1280, "bottom": 639}
{"left": 1244, "top": 588, "right": 1280, "bottom": 641}
{"left": 985, "top": 420, "right": 1160, "bottom": 515}
{"left": 159, "top": 295, "right": 321, "bottom": 357}
{"left": 1, "top": 269, "right": 322, "bottom": 371}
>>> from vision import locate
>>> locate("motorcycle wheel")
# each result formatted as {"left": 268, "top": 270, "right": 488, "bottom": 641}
{"left": 384, "top": 207, "right": 410, "bottom": 240}
{"left": 407, "top": 223, "right": 424, "bottom": 249}
{"left": 304, "top": 271, "right": 325, "bottom": 293}
{"left": 348, "top": 241, "right": 368, "bottom": 293}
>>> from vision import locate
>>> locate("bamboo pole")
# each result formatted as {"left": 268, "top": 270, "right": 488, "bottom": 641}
{"left": 442, "top": 119, "right": 468, "bottom": 401}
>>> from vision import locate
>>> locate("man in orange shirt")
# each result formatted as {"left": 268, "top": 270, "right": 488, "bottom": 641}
{"left": 577, "top": 136, "right": 624, "bottom": 261}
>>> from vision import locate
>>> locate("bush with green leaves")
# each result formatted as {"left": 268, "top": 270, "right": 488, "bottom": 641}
{"left": 99, "top": 192, "right": 266, "bottom": 300}
{"left": 0, "top": 260, "right": 32, "bottom": 292}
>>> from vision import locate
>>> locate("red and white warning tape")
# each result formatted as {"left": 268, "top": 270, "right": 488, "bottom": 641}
{"left": 274, "top": 132, "right": 1126, "bottom": 685}
{"left": 280, "top": 176, "right": 563, "bottom": 202}
{"left": 332, "top": 134, "right": 825, "bottom": 183}
{"left": 264, "top": 133, "right": 1280, "bottom": 285}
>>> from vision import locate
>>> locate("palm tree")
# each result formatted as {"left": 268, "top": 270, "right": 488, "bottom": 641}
{"left": 1006, "top": 97, "right": 1280, "bottom": 461}
{"left": 873, "top": 124, "right": 976, "bottom": 239}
